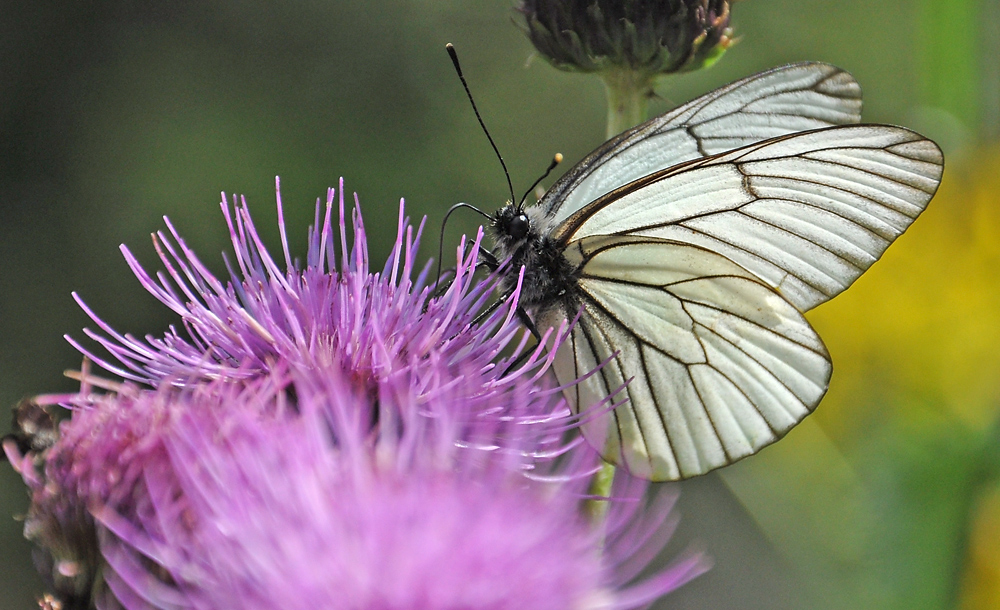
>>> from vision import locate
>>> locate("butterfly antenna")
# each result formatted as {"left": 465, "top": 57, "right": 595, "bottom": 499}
{"left": 446, "top": 43, "right": 515, "bottom": 206}
{"left": 435, "top": 202, "right": 492, "bottom": 291}
{"left": 518, "top": 153, "right": 563, "bottom": 210}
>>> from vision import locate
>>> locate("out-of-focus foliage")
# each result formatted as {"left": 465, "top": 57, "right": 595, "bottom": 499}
{"left": 917, "top": 0, "right": 981, "bottom": 135}
{"left": 960, "top": 480, "right": 1000, "bottom": 609}
{"left": 1, "top": 1, "right": 995, "bottom": 609}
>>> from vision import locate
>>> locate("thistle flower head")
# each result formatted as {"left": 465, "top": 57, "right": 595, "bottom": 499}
{"left": 517, "top": 0, "right": 737, "bottom": 77}
{"left": 8, "top": 181, "right": 709, "bottom": 609}
{"left": 81, "top": 372, "right": 644, "bottom": 610}
{"left": 15, "top": 360, "right": 705, "bottom": 610}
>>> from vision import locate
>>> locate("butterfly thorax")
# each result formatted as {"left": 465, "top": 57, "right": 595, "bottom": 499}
{"left": 491, "top": 202, "right": 579, "bottom": 312}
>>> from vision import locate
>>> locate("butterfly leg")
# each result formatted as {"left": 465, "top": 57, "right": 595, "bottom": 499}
{"left": 462, "top": 245, "right": 508, "bottom": 327}
{"left": 472, "top": 245, "right": 540, "bottom": 339}
{"left": 425, "top": 268, "right": 456, "bottom": 305}
{"left": 429, "top": 244, "right": 498, "bottom": 300}
{"left": 469, "top": 296, "right": 505, "bottom": 327}
{"left": 515, "top": 307, "right": 541, "bottom": 341}
{"left": 476, "top": 244, "right": 499, "bottom": 271}
{"left": 424, "top": 245, "right": 497, "bottom": 315}
{"left": 441, "top": 242, "right": 544, "bottom": 374}
{"left": 497, "top": 315, "right": 543, "bottom": 377}
{"left": 500, "top": 328, "right": 540, "bottom": 377}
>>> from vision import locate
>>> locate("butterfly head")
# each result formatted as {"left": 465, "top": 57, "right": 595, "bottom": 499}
{"left": 497, "top": 203, "right": 529, "bottom": 237}
{"left": 489, "top": 151, "right": 566, "bottom": 267}
{"left": 491, "top": 201, "right": 537, "bottom": 257}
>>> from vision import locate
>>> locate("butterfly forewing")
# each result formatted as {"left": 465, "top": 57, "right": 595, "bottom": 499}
{"left": 539, "top": 63, "right": 863, "bottom": 228}
{"left": 549, "top": 236, "right": 832, "bottom": 481}
{"left": 555, "top": 125, "right": 944, "bottom": 311}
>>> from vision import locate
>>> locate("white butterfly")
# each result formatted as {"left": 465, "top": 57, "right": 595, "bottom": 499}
{"left": 490, "top": 63, "right": 944, "bottom": 481}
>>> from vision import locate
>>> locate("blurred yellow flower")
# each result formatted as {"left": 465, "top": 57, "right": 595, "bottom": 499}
{"left": 810, "top": 147, "right": 1000, "bottom": 435}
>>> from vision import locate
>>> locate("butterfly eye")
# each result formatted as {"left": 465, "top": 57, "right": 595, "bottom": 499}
{"left": 508, "top": 214, "right": 530, "bottom": 240}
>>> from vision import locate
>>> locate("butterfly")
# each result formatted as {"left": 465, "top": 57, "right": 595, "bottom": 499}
{"left": 490, "top": 63, "right": 944, "bottom": 482}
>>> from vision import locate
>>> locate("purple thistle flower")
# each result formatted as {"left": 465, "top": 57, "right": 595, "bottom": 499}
{"left": 6, "top": 181, "right": 709, "bottom": 609}
{"left": 69, "top": 178, "right": 533, "bottom": 395}
{"left": 13, "top": 366, "right": 705, "bottom": 610}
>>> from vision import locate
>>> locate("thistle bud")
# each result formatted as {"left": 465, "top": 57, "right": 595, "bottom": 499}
{"left": 517, "top": 0, "right": 736, "bottom": 77}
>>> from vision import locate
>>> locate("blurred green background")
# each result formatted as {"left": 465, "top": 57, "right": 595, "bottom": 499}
{"left": 1, "top": 1, "right": 997, "bottom": 609}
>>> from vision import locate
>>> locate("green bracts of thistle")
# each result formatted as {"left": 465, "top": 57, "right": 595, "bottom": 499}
{"left": 517, "top": 0, "right": 736, "bottom": 77}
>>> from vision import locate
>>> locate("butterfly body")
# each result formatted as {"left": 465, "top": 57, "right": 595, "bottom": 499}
{"left": 492, "top": 203, "right": 579, "bottom": 311}
{"left": 489, "top": 63, "right": 943, "bottom": 481}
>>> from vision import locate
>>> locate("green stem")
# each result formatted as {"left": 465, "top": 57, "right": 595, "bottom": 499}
{"left": 601, "top": 69, "right": 654, "bottom": 139}
{"left": 584, "top": 68, "right": 657, "bottom": 528}
{"left": 585, "top": 460, "right": 617, "bottom": 526}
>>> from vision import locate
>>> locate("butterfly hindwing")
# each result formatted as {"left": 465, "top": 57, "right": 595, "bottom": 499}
{"left": 540, "top": 62, "right": 863, "bottom": 228}
{"left": 547, "top": 236, "right": 832, "bottom": 481}
{"left": 555, "top": 125, "right": 944, "bottom": 311}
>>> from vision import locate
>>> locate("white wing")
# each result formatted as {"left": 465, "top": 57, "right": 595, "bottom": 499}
{"left": 540, "top": 63, "right": 863, "bottom": 227}
{"left": 554, "top": 125, "right": 944, "bottom": 311}
{"left": 545, "top": 235, "right": 831, "bottom": 481}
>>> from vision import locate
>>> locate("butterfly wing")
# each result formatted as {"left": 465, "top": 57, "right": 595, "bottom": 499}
{"left": 540, "top": 63, "right": 863, "bottom": 228}
{"left": 540, "top": 124, "right": 942, "bottom": 480}
{"left": 544, "top": 235, "right": 831, "bottom": 481}
{"left": 554, "top": 125, "right": 944, "bottom": 311}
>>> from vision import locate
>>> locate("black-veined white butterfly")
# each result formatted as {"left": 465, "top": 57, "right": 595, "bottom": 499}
{"left": 490, "top": 63, "right": 944, "bottom": 482}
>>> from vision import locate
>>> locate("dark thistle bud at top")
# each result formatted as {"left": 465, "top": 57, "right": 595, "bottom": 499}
{"left": 517, "top": 0, "right": 736, "bottom": 76}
